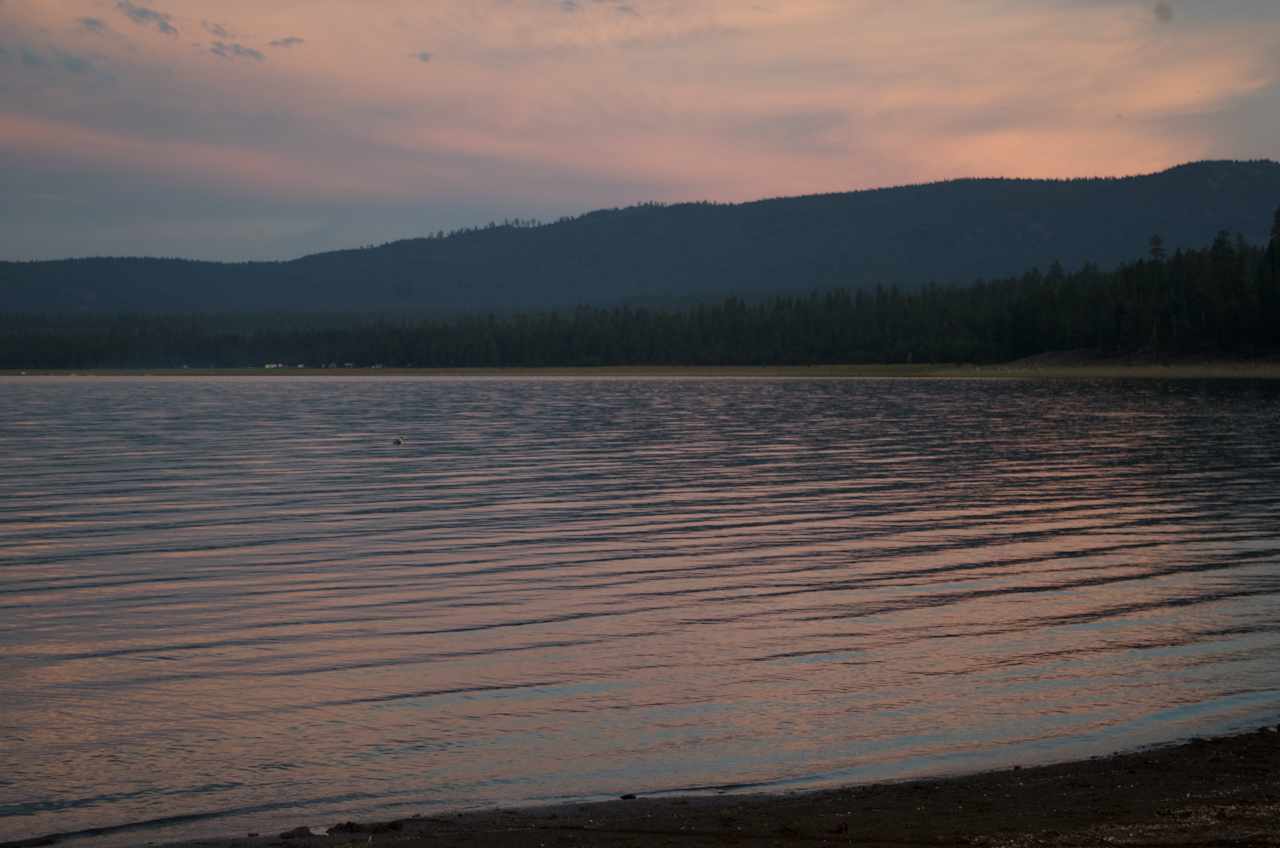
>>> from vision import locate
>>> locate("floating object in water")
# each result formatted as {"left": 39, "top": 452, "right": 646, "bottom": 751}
{"left": 393, "top": 437, "right": 404, "bottom": 446}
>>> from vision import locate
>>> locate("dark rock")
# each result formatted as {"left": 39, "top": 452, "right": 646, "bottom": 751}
{"left": 619, "top": 793, "right": 637, "bottom": 800}
{"left": 327, "top": 820, "right": 403, "bottom": 835}
{"left": 279, "top": 826, "right": 312, "bottom": 839}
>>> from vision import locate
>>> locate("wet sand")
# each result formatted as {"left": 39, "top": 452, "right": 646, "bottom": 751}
{"left": 74, "top": 726, "right": 1273, "bottom": 848}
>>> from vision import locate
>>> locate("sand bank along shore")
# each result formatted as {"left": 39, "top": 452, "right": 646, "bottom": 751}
{"left": 17, "top": 726, "right": 1261, "bottom": 848}
{"left": 6, "top": 360, "right": 1280, "bottom": 379}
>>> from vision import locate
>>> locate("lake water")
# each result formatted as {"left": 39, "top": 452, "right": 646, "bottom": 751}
{"left": 2, "top": 376, "right": 1279, "bottom": 846}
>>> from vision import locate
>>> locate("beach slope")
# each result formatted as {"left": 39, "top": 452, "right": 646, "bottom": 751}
{"left": 147, "top": 728, "right": 1280, "bottom": 848}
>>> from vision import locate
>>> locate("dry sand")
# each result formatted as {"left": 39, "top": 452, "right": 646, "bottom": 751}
{"left": 7, "top": 361, "right": 1280, "bottom": 379}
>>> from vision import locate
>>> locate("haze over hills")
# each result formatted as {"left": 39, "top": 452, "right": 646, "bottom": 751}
{"left": 3, "top": 160, "right": 1278, "bottom": 315}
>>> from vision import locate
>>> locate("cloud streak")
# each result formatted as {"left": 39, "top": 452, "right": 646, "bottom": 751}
{"left": 10, "top": 44, "right": 95, "bottom": 75}
{"left": 114, "top": 0, "right": 177, "bottom": 35}
{"left": 56, "top": 49, "right": 93, "bottom": 74}
{"left": 202, "top": 20, "right": 232, "bottom": 38}
{"left": 210, "top": 41, "right": 264, "bottom": 61}
{"left": 0, "top": 0, "right": 1277, "bottom": 261}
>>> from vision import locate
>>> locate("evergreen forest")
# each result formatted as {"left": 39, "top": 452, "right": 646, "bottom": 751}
{"left": 4, "top": 211, "right": 1278, "bottom": 369}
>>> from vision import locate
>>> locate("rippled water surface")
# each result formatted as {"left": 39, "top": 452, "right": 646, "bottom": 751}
{"left": 3, "top": 376, "right": 1280, "bottom": 845}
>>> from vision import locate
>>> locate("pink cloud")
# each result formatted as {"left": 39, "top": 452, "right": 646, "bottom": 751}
{"left": 2, "top": 0, "right": 1278, "bottom": 256}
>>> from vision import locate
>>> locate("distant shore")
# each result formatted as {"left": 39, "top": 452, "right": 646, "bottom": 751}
{"left": 5, "top": 359, "right": 1280, "bottom": 380}
{"left": 13, "top": 725, "right": 1258, "bottom": 848}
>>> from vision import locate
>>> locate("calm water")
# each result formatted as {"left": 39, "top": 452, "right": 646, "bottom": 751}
{"left": 2, "top": 376, "right": 1280, "bottom": 845}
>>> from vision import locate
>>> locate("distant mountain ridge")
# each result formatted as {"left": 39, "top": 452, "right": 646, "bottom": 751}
{"left": 3, "top": 159, "right": 1279, "bottom": 314}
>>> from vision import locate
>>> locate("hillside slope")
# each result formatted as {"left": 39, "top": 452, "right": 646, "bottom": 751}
{"left": 2, "top": 160, "right": 1278, "bottom": 314}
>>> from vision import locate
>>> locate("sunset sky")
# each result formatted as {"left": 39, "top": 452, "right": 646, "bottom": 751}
{"left": 2, "top": 0, "right": 1278, "bottom": 261}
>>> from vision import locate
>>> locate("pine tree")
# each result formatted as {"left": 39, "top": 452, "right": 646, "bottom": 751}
{"left": 1149, "top": 234, "right": 1166, "bottom": 262}
{"left": 1261, "top": 207, "right": 1280, "bottom": 344}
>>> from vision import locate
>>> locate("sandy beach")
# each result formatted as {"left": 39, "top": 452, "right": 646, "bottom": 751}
{"left": 10, "top": 726, "right": 1267, "bottom": 848}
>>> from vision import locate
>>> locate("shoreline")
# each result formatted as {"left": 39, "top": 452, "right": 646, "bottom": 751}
{"left": 170, "top": 726, "right": 1280, "bottom": 847}
{"left": 5, "top": 360, "right": 1280, "bottom": 380}
{"left": 13, "top": 727, "right": 1275, "bottom": 848}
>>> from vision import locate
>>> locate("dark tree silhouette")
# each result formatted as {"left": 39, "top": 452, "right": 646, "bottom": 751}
{"left": 3, "top": 216, "right": 1277, "bottom": 369}
{"left": 1149, "top": 234, "right": 1166, "bottom": 262}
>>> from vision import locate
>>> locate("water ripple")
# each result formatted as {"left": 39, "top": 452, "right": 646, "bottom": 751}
{"left": 2, "top": 376, "right": 1279, "bottom": 846}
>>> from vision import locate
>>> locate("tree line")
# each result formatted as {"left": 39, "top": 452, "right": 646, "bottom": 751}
{"left": 3, "top": 211, "right": 1278, "bottom": 369}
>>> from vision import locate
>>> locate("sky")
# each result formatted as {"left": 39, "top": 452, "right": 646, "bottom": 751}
{"left": 2, "top": 0, "right": 1278, "bottom": 261}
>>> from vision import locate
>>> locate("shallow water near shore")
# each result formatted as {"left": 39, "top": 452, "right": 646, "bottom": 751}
{"left": 2, "top": 376, "right": 1279, "bottom": 846}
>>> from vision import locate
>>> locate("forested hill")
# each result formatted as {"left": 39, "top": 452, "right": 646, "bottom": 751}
{"left": 3, "top": 159, "right": 1279, "bottom": 314}
{"left": 6, "top": 217, "right": 1278, "bottom": 368}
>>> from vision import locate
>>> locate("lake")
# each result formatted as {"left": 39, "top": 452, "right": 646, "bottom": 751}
{"left": 2, "top": 376, "right": 1279, "bottom": 846}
